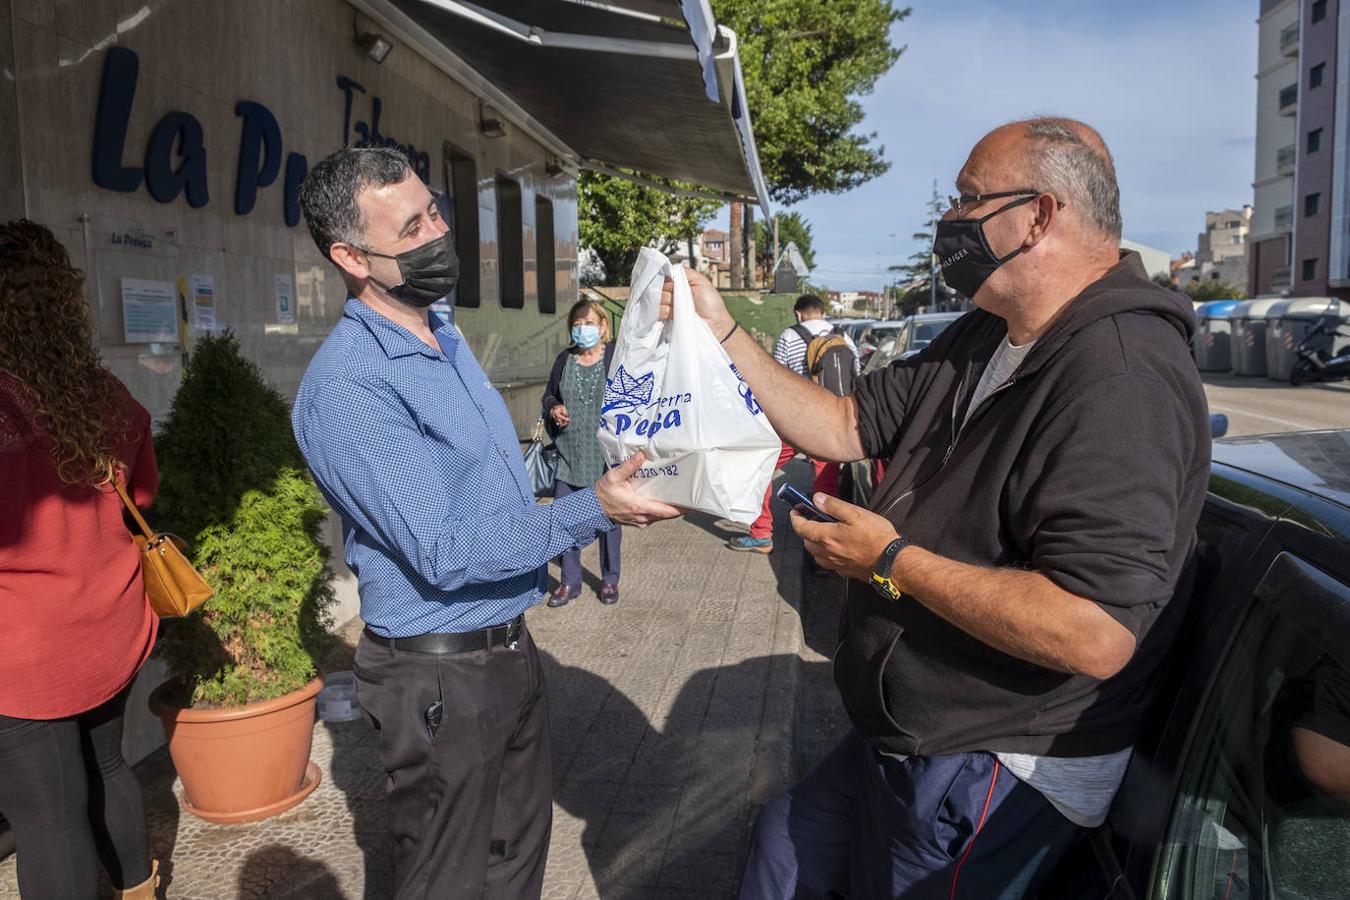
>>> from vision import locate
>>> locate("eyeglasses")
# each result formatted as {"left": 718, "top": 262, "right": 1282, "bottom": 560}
{"left": 947, "top": 189, "right": 1063, "bottom": 219}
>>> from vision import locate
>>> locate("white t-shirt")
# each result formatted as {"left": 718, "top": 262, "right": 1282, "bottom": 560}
{"left": 773, "top": 319, "right": 860, "bottom": 376}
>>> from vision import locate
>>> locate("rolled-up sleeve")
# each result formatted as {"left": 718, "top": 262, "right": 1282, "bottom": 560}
{"left": 851, "top": 359, "right": 920, "bottom": 461}
{"left": 1009, "top": 372, "right": 1203, "bottom": 635}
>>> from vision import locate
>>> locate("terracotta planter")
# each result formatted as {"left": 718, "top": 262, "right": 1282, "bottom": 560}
{"left": 149, "top": 676, "right": 324, "bottom": 825}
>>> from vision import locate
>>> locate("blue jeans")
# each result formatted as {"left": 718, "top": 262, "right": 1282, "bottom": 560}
{"left": 739, "top": 730, "right": 1083, "bottom": 899}
{"left": 553, "top": 480, "right": 621, "bottom": 588}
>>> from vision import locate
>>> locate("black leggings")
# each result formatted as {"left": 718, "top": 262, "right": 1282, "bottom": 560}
{"left": 0, "top": 686, "right": 151, "bottom": 899}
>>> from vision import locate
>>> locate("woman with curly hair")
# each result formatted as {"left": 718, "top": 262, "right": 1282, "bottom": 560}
{"left": 0, "top": 220, "right": 160, "bottom": 899}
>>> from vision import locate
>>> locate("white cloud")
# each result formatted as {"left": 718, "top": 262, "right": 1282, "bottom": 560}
{"left": 793, "top": 3, "right": 1257, "bottom": 292}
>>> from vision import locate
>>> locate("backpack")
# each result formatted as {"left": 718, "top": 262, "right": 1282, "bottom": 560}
{"left": 793, "top": 324, "right": 856, "bottom": 397}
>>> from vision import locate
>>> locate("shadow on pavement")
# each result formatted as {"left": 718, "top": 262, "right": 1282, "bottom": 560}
{"left": 545, "top": 650, "right": 808, "bottom": 897}
{"left": 238, "top": 845, "right": 343, "bottom": 899}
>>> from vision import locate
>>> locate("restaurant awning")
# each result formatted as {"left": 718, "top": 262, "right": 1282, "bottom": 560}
{"left": 368, "top": 0, "right": 770, "bottom": 216}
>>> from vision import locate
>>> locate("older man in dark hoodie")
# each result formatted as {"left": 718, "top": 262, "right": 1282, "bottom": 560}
{"left": 670, "top": 118, "right": 1209, "bottom": 897}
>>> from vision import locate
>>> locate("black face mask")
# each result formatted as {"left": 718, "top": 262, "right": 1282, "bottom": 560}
{"left": 932, "top": 194, "right": 1038, "bottom": 299}
{"left": 362, "top": 231, "right": 460, "bottom": 308}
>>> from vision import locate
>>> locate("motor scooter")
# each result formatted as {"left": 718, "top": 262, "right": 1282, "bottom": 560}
{"left": 1289, "top": 313, "right": 1350, "bottom": 385}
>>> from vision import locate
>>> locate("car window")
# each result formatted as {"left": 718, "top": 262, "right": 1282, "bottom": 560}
{"left": 912, "top": 318, "right": 953, "bottom": 349}
{"left": 1153, "top": 552, "right": 1350, "bottom": 899}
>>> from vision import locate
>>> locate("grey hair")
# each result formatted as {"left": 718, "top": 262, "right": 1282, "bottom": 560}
{"left": 298, "top": 146, "right": 412, "bottom": 261}
{"left": 1015, "top": 117, "right": 1122, "bottom": 239}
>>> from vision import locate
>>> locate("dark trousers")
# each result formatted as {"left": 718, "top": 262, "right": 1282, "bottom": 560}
{"left": 739, "top": 730, "right": 1083, "bottom": 899}
{"left": 0, "top": 686, "right": 151, "bottom": 900}
{"left": 554, "top": 480, "right": 621, "bottom": 588}
{"left": 354, "top": 625, "right": 553, "bottom": 899}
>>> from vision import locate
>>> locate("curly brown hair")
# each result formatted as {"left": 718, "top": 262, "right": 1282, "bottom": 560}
{"left": 0, "top": 219, "right": 129, "bottom": 486}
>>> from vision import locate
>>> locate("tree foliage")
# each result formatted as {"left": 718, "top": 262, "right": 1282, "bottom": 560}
{"left": 755, "top": 211, "right": 816, "bottom": 270}
{"left": 578, "top": 170, "right": 722, "bottom": 284}
{"left": 1183, "top": 278, "right": 1247, "bottom": 302}
{"left": 152, "top": 332, "right": 335, "bottom": 708}
{"left": 891, "top": 182, "right": 952, "bottom": 311}
{"left": 713, "top": 0, "right": 909, "bottom": 205}
{"left": 577, "top": 1, "right": 906, "bottom": 277}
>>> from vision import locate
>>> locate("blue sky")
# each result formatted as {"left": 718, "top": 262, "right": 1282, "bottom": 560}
{"left": 757, "top": 0, "right": 1258, "bottom": 292}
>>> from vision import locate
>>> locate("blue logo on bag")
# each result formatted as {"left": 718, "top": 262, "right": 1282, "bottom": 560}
{"left": 602, "top": 365, "right": 655, "bottom": 414}
{"left": 729, "top": 363, "right": 762, "bottom": 415}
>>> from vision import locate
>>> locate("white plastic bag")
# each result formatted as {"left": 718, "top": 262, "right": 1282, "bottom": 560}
{"left": 597, "top": 248, "right": 781, "bottom": 524}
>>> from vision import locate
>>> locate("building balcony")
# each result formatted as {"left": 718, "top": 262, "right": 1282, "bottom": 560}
{"left": 1274, "top": 205, "right": 1294, "bottom": 229}
{"left": 1279, "top": 83, "right": 1298, "bottom": 115}
{"left": 1272, "top": 264, "right": 1292, "bottom": 288}
{"left": 1281, "top": 22, "right": 1300, "bottom": 56}
{"left": 1277, "top": 144, "right": 1296, "bottom": 174}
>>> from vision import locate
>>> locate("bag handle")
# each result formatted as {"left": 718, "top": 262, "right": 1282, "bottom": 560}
{"left": 112, "top": 475, "right": 156, "bottom": 541}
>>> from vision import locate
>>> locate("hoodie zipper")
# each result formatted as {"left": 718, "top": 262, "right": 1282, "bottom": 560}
{"left": 878, "top": 367, "right": 1018, "bottom": 520}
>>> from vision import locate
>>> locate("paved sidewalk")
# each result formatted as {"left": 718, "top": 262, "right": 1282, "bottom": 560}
{"left": 0, "top": 462, "right": 834, "bottom": 900}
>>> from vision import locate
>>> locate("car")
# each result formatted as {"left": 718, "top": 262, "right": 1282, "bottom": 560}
{"left": 1041, "top": 428, "right": 1350, "bottom": 899}
{"left": 842, "top": 427, "right": 1350, "bottom": 899}
{"left": 858, "top": 312, "right": 965, "bottom": 373}
{"left": 831, "top": 318, "right": 877, "bottom": 345}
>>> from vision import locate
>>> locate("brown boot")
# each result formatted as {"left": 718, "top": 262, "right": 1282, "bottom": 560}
{"left": 113, "top": 859, "right": 159, "bottom": 900}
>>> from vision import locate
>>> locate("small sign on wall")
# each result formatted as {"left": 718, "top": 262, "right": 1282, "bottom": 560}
{"left": 121, "top": 278, "right": 177, "bottom": 343}
{"left": 274, "top": 273, "right": 295, "bottom": 325}
{"left": 190, "top": 274, "right": 217, "bottom": 331}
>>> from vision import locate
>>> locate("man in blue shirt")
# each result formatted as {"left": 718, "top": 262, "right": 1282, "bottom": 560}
{"left": 294, "top": 147, "right": 679, "bottom": 899}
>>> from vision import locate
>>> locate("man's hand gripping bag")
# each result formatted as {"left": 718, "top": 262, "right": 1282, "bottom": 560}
{"left": 597, "top": 249, "right": 781, "bottom": 524}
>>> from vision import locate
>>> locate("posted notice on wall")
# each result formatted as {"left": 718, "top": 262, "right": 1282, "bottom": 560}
{"left": 121, "top": 278, "right": 177, "bottom": 343}
{"left": 274, "top": 273, "right": 295, "bottom": 325}
{"left": 190, "top": 274, "right": 216, "bottom": 331}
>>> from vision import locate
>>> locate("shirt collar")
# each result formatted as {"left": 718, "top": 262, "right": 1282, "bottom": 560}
{"left": 344, "top": 298, "right": 459, "bottom": 361}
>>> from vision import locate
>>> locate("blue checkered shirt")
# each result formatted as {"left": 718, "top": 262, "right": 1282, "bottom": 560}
{"left": 293, "top": 299, "right": 614, "bottom": 637}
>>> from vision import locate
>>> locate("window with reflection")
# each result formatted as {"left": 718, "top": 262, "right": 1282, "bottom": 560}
{"left": 1154, "top": 555, "right": 1350, "bottom": 899}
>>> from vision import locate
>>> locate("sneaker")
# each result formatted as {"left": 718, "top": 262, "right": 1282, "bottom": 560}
{"left": 727, "top": 536, "right": 773, "bottom": 554}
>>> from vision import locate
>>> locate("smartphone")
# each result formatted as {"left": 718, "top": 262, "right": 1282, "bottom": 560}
{"left": 776, "top": 483, "right": 837, "bottom": 523}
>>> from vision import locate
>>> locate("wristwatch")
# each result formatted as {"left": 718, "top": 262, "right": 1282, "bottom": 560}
{"left": 869, "top": 536, "right": 911, "bottom": 601}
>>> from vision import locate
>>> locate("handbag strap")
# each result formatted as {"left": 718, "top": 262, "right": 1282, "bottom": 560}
{"left": 111, "top": 475, "right": 156, "bottom": 541}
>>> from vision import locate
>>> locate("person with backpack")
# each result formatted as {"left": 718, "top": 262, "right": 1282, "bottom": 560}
{"left": 727, "top": 294, "right": 858, "bottom": 553}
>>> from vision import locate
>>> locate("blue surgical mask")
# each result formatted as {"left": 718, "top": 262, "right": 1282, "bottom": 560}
{"left": 571, "top": 324, "right": 602, "bottom": 348}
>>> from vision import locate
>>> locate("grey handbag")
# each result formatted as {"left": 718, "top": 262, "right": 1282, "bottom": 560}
{"left": 523, "top": 419, "right": 559, "bottom": 498}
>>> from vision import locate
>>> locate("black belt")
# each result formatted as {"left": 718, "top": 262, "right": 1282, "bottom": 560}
{"left": 363, "top": 615, "right": 525, "bottom": 654}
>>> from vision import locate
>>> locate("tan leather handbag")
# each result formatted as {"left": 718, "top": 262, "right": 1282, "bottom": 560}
{"left": 113, "top": 478, "right": 214, "bottom": 618}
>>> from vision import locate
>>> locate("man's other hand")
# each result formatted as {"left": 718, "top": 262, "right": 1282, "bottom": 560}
{"left": 595, "top": 451, "right": 685, "bottom": 527}
{"left": 790, "top": 493, "right": 900, "bottom": 582}
{"left": 659, "top": 266, "right": 735, "bottom": 337}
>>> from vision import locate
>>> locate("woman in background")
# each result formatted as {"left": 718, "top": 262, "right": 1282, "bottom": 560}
{"left": 0, "top": 220, "right": 160, "bottom": 899}
{"left": 541, "top": 299, "right": 622, "bottom": 607}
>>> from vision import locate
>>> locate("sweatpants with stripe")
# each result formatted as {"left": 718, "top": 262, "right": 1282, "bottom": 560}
{"left": 738, "top": 729, "right": 1084, "bottom": 899}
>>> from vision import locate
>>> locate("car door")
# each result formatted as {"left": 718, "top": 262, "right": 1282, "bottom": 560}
{"left": 1148, "top": 548, "right": 1350, "bottom": 899}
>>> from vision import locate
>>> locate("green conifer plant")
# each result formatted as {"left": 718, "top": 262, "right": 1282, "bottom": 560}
{"left": 151, "top": 332, "right": 334, "bottom": 708}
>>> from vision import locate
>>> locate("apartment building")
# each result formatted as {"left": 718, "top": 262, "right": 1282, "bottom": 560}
{"left": 1252, "top": 0, "right": 1350, "bottom": 299}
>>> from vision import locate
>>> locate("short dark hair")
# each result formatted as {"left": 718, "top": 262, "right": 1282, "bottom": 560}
{"left": 794, "top": 293, "right": 826, "bottom": 315}
{"left": 298, "top": 147, "right": 412, "bottom": 261}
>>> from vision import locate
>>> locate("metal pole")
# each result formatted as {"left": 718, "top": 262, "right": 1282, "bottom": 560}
{"left": 773, "top": 216, "right": 779, "bottom": 280}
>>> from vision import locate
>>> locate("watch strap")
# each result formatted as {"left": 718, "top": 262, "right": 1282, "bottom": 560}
{"left": 869, "top": 537, "right": 910, "bottom": 602}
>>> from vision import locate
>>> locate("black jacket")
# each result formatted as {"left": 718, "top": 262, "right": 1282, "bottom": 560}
{"left": 541, "top": 343, "right": 614, "bottom": 440}
{"left": 841, "top": 253, "right": 1210, "bottom": 757}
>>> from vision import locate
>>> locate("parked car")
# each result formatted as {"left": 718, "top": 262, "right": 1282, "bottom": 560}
{"left": 859, "top": 312, "right": 965, "bottom": 372}
{"left": 843, "top": 428, "right": 1350, "bottom": 899}
{"left": 832, "top": 318, "right": 877, "bottom": 345}
{"left": 1042, "top": 428, "right": 1350, "bottom": 899}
